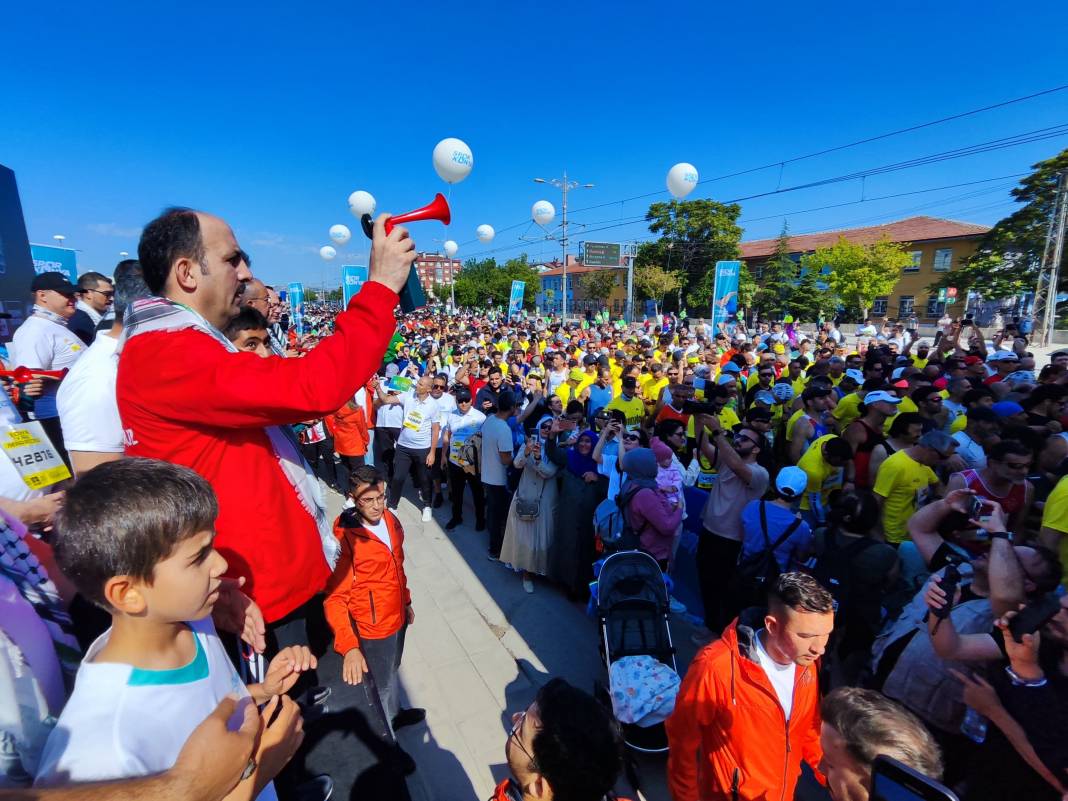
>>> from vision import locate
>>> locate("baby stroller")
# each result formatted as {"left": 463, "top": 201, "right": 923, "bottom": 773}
{"left": 596, "top": 550, "right": 680, "bottom": 754}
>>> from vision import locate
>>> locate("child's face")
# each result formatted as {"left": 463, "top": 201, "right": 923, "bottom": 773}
{"left": 231, "top": 328, "right": 272, "bottom": 358}
{"left": 657, "top": 454, "right": 672, "bottom": 468}
{"left": 133, "top": 529, "right": 228, "bottom": 622}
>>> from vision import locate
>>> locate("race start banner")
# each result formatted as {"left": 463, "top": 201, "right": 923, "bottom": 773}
{"left": 287, "top": 281, "right": 305, "bottom": 335}
{"left": 711, "top": 260, "right": 741, "bottom": 327}
{"left": 341, "top": 265, "right": 367, "bottom": 307}
{"left": 508, "top": 280, "right": 525, "bottom": 316}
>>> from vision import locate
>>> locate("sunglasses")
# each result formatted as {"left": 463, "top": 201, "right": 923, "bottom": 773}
{"left": 432, "top": 383, "right": 447, "bottom": 389}
{"left": 623, "top": 433, "right": 640, "bottom": 441}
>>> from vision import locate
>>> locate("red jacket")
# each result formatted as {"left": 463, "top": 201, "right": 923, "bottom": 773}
{"left": 116, "top": 282, "right": 398, "bottom": 622}
{"left": 326, "top": 400, "right": 370, "bottom": 457}
{"left": 665, "top": 613, "right": 824, "bottom": 801}
{"left": 323, "top": 508, "right": 410, "bottom": 654}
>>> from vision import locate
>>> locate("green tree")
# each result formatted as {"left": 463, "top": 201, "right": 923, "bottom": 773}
{"left": 635, "top": 198, "right": 743, "bottom": 312}
{"left": 753, "top": 222, "right": 800, "bottom": 318}
{"left": 453, "top": 254, "right": 540, "bottom": 310}
{"left": 737, "top": 263, "right": 757, "bottom": 315}
{"left": 802, "top": 235, "right": 910, "bottom": 319}
{"left": 305, "top": 288, "right": 319, "bottom": 302}
{"left": 786, "top": 267, "right": 832, "bottom": 322}
{"left": 633, "top": 264, "right": 683, "bottom": 315}
{"left": 929, "top": 147, "right": 1068, "bottom": 299}
{"left": 326, "top": 287, "right": 343, "bottom": 302}
{"left": 579, "top": 268, "right": 618, "bottom": 307}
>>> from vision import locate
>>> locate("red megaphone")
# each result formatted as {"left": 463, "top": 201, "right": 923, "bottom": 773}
{"left": 0, "top": 367, "right": 68, "bottom": 383}
{"left": 360, "top": 194, "right": 451, "bottom": 239}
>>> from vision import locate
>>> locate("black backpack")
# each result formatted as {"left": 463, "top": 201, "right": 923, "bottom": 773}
{"left": 811, "top": 529, "right": 876, "bottom": 614}
{"left": 732, "top": 502, "right": 801, "bottom": 608}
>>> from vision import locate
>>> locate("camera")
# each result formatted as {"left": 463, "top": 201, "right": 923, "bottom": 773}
{"left": 682, "top": 400, "right": 719, "bottom": 416}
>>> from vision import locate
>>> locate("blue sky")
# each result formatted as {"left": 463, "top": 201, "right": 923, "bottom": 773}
{"left": 2, "top": 1, "right": 1067, "bottom": 290}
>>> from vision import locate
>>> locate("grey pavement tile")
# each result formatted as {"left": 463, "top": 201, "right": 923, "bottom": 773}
{"left": 446, "top": 610, "right": 503, "bottom": 657}
{"left": 431, "top": 657, "right": 503, "bottom": 724}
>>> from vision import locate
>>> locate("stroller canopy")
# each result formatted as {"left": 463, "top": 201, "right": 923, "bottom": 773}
{"left": 597, "top": 551, "right": 669, "bottom": 615}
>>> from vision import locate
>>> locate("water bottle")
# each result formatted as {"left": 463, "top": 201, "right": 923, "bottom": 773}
{"left": 960, "top": 706, "right": 988, "bottom": 743}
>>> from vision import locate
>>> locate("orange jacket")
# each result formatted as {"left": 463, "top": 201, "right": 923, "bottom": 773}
{"left": 665, "top": 613, "right": 823, "bottom": 801}
{"left": 323, "top": 508, "right": 411, "bottom": 654}
{"left": 326, "top": 400, "right": 370, "bottom": 456}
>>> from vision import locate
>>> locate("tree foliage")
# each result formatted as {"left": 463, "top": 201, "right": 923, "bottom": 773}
{"left": 452, "top": 254, "right": 540, "bottom": 309}
{"left": 579, "top": 268, "right": 619, "bottom": 304}
{"left": 802, "top": 235, "right": 910, "bottom": 319}
{"left": 633, "top": 264, "right": 683, "bottom": 315}
{"left": 635, "top": 198, "right": 743, "bottom": 312}
{"left": 928, "top": 147, "right": 1068, "bottom": 299}
{"left": 753, "top": 222, "right": 799, "bottom": 317}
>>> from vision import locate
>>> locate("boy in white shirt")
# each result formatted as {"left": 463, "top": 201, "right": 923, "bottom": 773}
{"left": 35, "top": 458, "right": 314, "bottom": 799}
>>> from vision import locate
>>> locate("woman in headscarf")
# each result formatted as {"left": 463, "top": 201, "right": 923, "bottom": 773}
{"left": 500, "top": 416, "right": 560, "bottom": 593}
{"left": 621, "top": 448, "right": 683, "bottom": 570}
{"left": 547, "top": 425, "right": 607, "bottom": 600}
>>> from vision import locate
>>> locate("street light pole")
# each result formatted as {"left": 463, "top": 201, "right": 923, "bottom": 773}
{"left": 534, "top": 173, "right": 593, "bottom": 322}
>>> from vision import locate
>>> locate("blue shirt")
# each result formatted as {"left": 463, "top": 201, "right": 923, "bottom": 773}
{"left": 739, "top": 500, "right": 813, "bottom": 572}
{"left": 587, "top": 383, "right": 614, "bottom": 423}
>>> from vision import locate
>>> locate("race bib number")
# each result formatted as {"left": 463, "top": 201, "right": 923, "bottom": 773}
{"left": 403, "top": 409, "right": 424, "bottom": 432}
{"left": 1, "top": 423, "right": 71, "bottom": 489}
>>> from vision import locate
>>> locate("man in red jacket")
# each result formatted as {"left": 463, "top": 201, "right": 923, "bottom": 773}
{"left": 666, "top": 572, "right": 832, "bottom": 801}
{"left": 117, "top": 206, "right": 414, "bottom": 654}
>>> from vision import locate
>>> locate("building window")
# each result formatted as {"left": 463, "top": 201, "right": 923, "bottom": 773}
{"left": 925, "top": 296, "right": 945, "bottom": 317}
{"left": 436, "top": 268, "right": 443, "bottom": 282}
{"left": 904, "top": 251, "right": 922, "bottom": 273}
{"left": 934, "top": 248, "right": 952, "bottom": 271}
{"left": 755, "top": 264, "right": 765, "bottom": 280}
{"left": 898, "top": 295, "right": 915, "bottom": 316}
{"left": 872, "top": 297, "right": 888, "bottom": 316}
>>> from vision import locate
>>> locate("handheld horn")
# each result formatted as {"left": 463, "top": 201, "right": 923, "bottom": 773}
{"left": 0, "top": 367, "right": 68, "bottom": 383}
{"left": 359, "top": 193, "right": 451, "bottom": 239}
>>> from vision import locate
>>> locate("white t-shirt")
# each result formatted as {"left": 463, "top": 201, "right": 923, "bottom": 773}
{"left": 57, "top": 333, "right": 123, "bottom": 454}
{"left": 377, "top": 394, "right": 405, "bottom": 428}
{"left": 753, "top": 629, "right": 797, "bottom": 720}
{"left": 10, "top": 314, "right": 86, "bottom": 420}
{"left": 481, "top": 415, "right": 514, "bottom": 487}
{"left": 35, "top": 617, "right": 276, "bottom": 800}
{"left": 446, "top": 407, "right": 487, "bottom": 467}
{"left": 432, "top": 392, "right": 457, "bottom": 447}
{"left": 397, "top": 393, "right": 441, "bottom": 450}
{"left": 365, "top": 517, "right": 392, "bottom": 551}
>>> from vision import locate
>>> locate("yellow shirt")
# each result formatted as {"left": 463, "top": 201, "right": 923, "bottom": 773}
{"left": 785, "top": 408, "right": 806, "bottom": 442}
{"left": 798, "top": 434, "right": 846, "bottom": 511}
{"left": 950, "top": 413, "right": 968, "bottom": 434}
{"left": 686, "top": 406, "right": 741, "bottom": 439}
{"left": 833, "top": 392, "right": 864, "bottom": 430}
{"left": 645, "top": 377, "right": 669, "bottom": 407}
{"left": 911, "top": 357, "right": 929, "bottom": 370}
{"left": 1041, "top": 476, "right": 1068, "bottom": 583}
{"left": 605, "top": 394, "right": 645, "bottom": 431}
{"left": 872, "top": 450, "right": 938, "bottom": 543}
{"left": 883, "top": 395, "right": 918, "bottom": 435}
{"left": 791, "top": 376, "right": 808, "bottom": 397}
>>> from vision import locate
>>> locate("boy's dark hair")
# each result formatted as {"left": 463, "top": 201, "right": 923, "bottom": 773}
{"left": 54, "top": 458, "right": 218, "bottom": 608}
{"left": 138, "top": 207, "right": 205, "bottom": 294}
{"left": 988, "top": 440, "right": 1032, "bottom": 463}
{"left": 888, "top": 411, "right": 924, "bottom": 437}
{"left": 497, "top": 390, "right": 516, "bottom": 413}
{"left": 223, "top": 306, "right": 269, "bottom": 342}
{"left": 823, "top": 436, "right": 853, "bottom": 463}
{"left": 112, "top": 259, "right": 151, "bottom": 322}
{"left": 530, "top": 679, "right": 622, "bottom": 801}
{"left": 769, "top": 572, "right": 834, "bottom": 615}
{"left": 349, "top": 464, "right": 385, "bottom": 490}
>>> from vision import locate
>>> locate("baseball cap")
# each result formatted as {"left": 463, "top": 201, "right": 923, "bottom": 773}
{"left": 569, "top": 368, "right": 585, "bottom": 382}
{"left": 1004, "top": 370, "right": 1036, "bottom": 386}
{"left": 772, "top": 383, "right": 795, "bottom": 401}
{"left": 963, "top": 355, "right": 983, "bottom": 366}
{"left": 829, "top": 356, "right": 845, "bottom": 365}
{"left": 802, "top": 385, "right": 832, "bottom": 401}
{"left": 891, "top": 367, "right": 907, "bottom": 380}
{"left": 991, "top": 400, "right": 1025, "bottom": 418}
{"left": 718, "top": 374, "right": 737, "bottom": 386}
{"left": 775, "top": 466, "right": 808, "bottom": 499}
{"left": 892, "top": 379, "right": 909, "bottom": 388}
{"left": 864, "top": 390, "right": 902, "bottom": 406}
{"left": 31, "top": 272, "right": 77, "bottom": 294}
{"left": 844, "top": 369, "right": 864, "bottom": 384}
{"left": 621, "top": 375, "right": 638, "bottom": 389}
{"left": 720, "top": 362, "right": 742, "bottom": 374}
{"left": 582, "top": 354, "right": 598, "bottom": 366}
{"left": 754, "top": 390, "right": 776, "bottom": 406}
{"left": 919, "top": 430, "right": 956, "bottom": 457}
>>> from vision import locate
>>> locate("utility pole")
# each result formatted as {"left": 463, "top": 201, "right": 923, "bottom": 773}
{"left": 1033, "top": 170, "right": 1068, "bottom": 347}
{"left": 533, "top": 172, "right": 594, "bottom": 322}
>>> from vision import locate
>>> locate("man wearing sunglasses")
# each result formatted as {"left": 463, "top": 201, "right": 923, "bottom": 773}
{"left": 69, "top": 271, "right": 114, "bottom": 346}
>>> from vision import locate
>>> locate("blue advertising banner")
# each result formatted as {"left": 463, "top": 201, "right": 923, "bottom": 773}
{"left": 287, "top": 282, "right": 305, "bottom": 336}
{"left": 508, "top": 280, "right": 525, "bottom": 317}
{"left": 341, "top": 265, "right": 367, "bottom": 307}
{"left": 0, "top": 165, "right": 36, "bottom": 340}
{"left": 29, "top": 244, "right": 78, "bottom": 285}
{"left": 711, "top": 260, "right": 741, "bottom": 327}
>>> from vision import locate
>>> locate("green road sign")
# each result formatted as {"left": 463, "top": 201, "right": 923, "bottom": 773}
{"left": 583, "top": 242, "right": 621, "bottom": 267}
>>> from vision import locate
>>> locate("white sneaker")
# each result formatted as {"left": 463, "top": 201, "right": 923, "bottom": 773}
{"left": 522, "top": 577, "right": 534, "bottom": 594}
{"left": 421, "top": 506, "right": 432, "bottom": 523}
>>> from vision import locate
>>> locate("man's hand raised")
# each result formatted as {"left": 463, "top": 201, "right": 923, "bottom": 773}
{"left": 369, "top": 214, "right": 416, "bottom": 295}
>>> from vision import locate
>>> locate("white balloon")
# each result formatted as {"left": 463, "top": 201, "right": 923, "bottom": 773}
{"left": 329, "top": 224, "right": 351, "bottom": 245}
{"left": 532, "top": 200, "right": 556, "bottom": 226}
{"left": 319, "top": 245, "right": 337, "bottom": 261}
{"left": 666, "top": 162, "right": 699, "bottom": 199}
{"left": 443, "top": 240, "right": 458, "bottom": 258}
{"left": 476, "top": 224, "right": 495, "bottom": 243}
{"left": 347, "top": 190, "right": 377, "bottom": 219}
{"left": 432, "top": 138, "right": 474, "bottom": 184}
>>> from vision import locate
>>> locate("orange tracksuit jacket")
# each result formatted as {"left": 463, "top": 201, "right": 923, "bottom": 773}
{"left": 665, "top": 615, "right": 824, "bottom": 801}
{"left": 323, "top": 508, "right": 411, "bottom": 654}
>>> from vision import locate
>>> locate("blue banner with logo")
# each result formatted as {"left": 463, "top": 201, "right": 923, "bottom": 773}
{"left": 508, "top": 280, "right": 525, "bottom": 316}
{"left": 711, "top": 260, "right": 741, "bottom": 327}
{"left": 30, "top": 244, "right": 78, "bottom": 285}
{"left": 287, "top": 281, "right": 305, "bottom": 336}
{"left": 341, "top": 265, "right": 367, "bottom": 307}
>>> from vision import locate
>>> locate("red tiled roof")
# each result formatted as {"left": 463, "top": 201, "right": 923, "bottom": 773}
{"left": 739, "top": 216, "right": 990, "bottom": 259}
{"left": 539, "top": 264, "right": 626, "bottom": 277}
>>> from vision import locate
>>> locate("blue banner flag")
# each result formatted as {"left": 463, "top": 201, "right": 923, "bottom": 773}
{"left": 711, "top": 260, "right": 741, "bottom": 327}
{"left": 287, "top": 282, "right": 305, "bottom": 336}
{"left": 30, "top": 244, "right": 78, "bottom": 285}
{"left": 508, "top": 280, "right": 525, "bottom": 316}
{"left": 341, "top": 265, "right": 367, "bottom": 307}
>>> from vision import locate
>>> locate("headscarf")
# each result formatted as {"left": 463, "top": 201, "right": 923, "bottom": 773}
{"left": 535, "top": 415, "right": 555, "bottom": 446}
{"left": 566, "top": 430, "right": 598, "bottom": 478}
{"left": 621, "top": 448, "right": 658, "bottom": 491}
